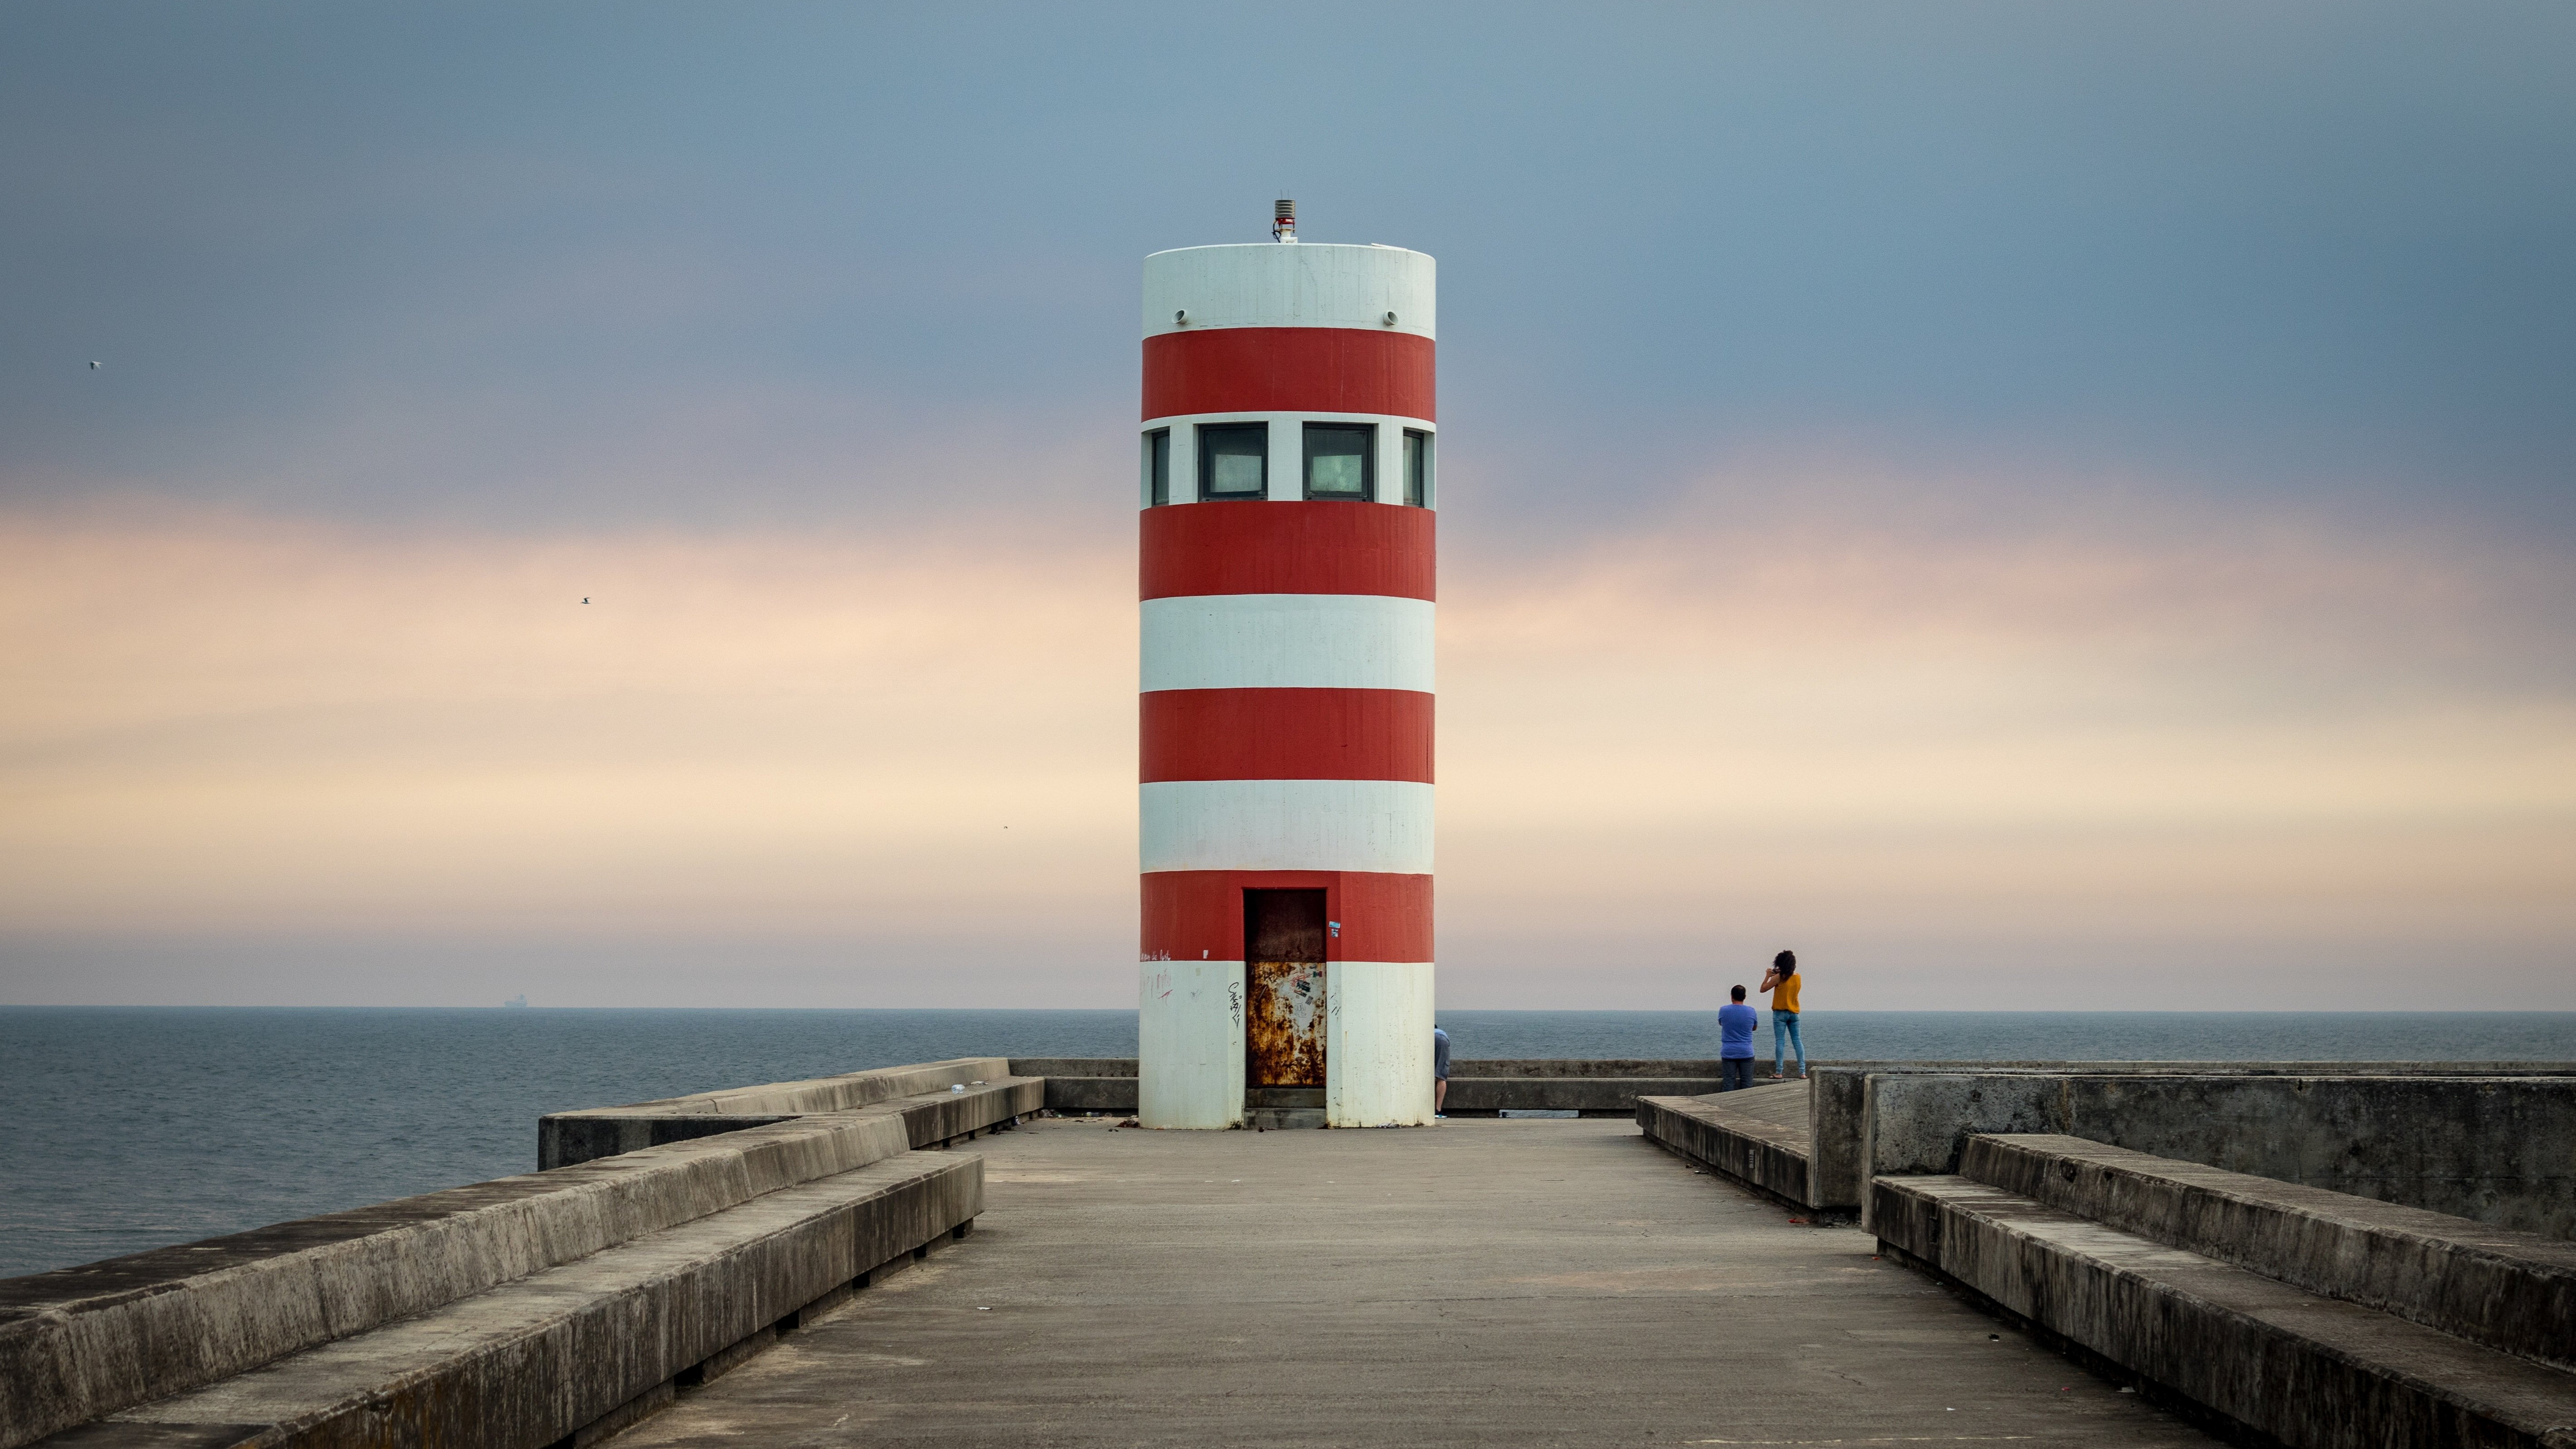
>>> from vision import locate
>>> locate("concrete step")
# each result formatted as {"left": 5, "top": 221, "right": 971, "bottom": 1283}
{"left": 1247, "top": 1108, "right": 1327, "bottom": 1130}
{"left": 1963, "top": 1133, "right": 2576, "bottom": 1374}
{"left": 0, "top": 1113, "right": 917, "bottom": 1449}
{"left": 1, "top": 1079, "right": 1036, "bottom": 1449}
{"left": 540, "top": 1068, "right": 1039, "bottom": 1167}
{"left": 1873, "top": 1174, "right": 2576, "bottom": 1449}
{"left": 60, "top": 1153, "right": 983, "bottom": 1449}
{"left": 1636, "top": 1086, "right": 1812, "bottom": 1209}
{"left": 1835, "top": 1068, "right": 2576, "bottom": 1238}
{"left": 889, "top": 1078, "right": 1048, "bottom": 1149}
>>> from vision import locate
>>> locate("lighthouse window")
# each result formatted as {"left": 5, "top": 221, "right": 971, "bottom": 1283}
{"left": 1198, "top": 423, "right": 1268, "bottom": 499}
{"left": 1145, "top": 428, "right": 1171, "bottom": 507}
{"left": 1402, "top": 429, "right": 1432, "bottom": 507}
{"left": 1304, "top": 423, "right": 1374, "bottom": 501}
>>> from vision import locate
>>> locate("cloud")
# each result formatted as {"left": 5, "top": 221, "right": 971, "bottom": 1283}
{"left": 3, "top": 469, "right": 2569, "bottom": 1008}
{"left": 1435, "top": 462, "right": 2576, "bottom": 1006}
{"left": 3, "top": 3, "right": 2571, "bottom": 1010}
{"left": 0, "top": 505, "right": 1134, "bottom": 939}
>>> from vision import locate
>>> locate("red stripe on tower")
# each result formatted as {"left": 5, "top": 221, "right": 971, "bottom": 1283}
{"left": 1141, "top": 501, "right": 1434, "bottom": 601}
{"left": 1143, "top": 328, "right": 1435, "bottom": 421}
{"left": 1142, "top": 689, "right": 1433, "bottom": 783}
{"left": 1142, "top": 870, "right": 1433, "bottom": 963}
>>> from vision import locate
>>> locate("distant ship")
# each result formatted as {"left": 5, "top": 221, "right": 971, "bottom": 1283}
{"left": 503, "top": 995, "right": 529, "bottom": 1009}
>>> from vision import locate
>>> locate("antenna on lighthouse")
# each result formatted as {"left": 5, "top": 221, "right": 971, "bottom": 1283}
{"left": 1272, "top": 198, "right": 1296, "bottom": 243}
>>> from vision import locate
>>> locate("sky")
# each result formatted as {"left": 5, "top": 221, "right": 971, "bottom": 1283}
{"left": 3, "top": 2, "right": 2571, "bottom": 1009}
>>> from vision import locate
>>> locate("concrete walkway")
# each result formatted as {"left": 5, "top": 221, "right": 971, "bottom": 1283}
{"left": 1708, "top": 1076, "right": 1810, "bottom": 1133}
{"left": 606, "top": 1118, "right": 2221, "bottom": 1448}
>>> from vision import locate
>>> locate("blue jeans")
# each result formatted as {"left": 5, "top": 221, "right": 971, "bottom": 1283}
{"left": 1719, "top": 1057, "right": 1756, "bottom": 1091}
{"left": 1773, "top": 1011, "right": 1805, "bottom": 1076}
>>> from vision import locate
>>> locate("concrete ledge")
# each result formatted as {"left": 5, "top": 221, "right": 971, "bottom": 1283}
{"left": 1041, "top": 1079, "right": 1139, "bottom": 1113}
{"left": 1445, "top": 1077, "right": 1731, "bottom": 1115}
{"left": 894, "top": 1079, "right": 1045, "bottom": 1149}
{"left": 1006, "top": 1058, "right": 1138, "bottom": 1078}
{"left": 1803, "top": 1057, "right": 2576, "bottom": 1212}
{"left": 993, "top": 1058, "right": 1795, "bottom": 1118}
{"left": 1, "top": 1064, "right": 1042, "bottom": 1449}
{"left": 1452, "top": 1060, "right": 1781, "bottom": 1113}
{"left": 1872, "top": 1174, "right": 2576, "bottom": 1449}
{"left": 539, "top": 1076, "right": 1040, "bottom": 1170}
{"left": 82, "top": 1153, "right": 983, "bottom": 1449}
{"left": 0, "top": 1113, "right": 914, "bottom": 1449}
{"left": 1852, "top": 1071, "right": 2576, "bottom": 1236}
{"left": 1449, "top": 1059, "right": 1777, "bottom": 1080}
{"left": 606, "top": 1057, "right": 1010, "bottom": 1115}
{"left": 1964, "top": 1134, "right": 2576, "bottom": 1373}
{"left": 1636, "top": 1087, "right": 1811, "bottom": 1209}
{"left": 1005, "top": 1060, "right": 1140, "bottom": 1114}
{"left": 538, "top": 1058, "right": 1009, "bottom": 1168}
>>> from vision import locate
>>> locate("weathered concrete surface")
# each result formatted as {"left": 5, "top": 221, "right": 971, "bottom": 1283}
{"left": 0, "top": 1112, "right": 916, "bottom": 1449}
{"left": 538, "top": 1060, "right": 1018, "bottom": 1168}
{"left": 3, "top": 1076, "right": 1040, "bottom": 1449}
{"left": 1853, "top": 1072, "right": 2576, "bottom": 1235}
{"left": 1006, "top": 1059, "right": 1794, "bottom": 1119}
{"left": 1635, "top": 1081, "right": 1811, "bottom": 1208}
{"left": 1444, "top": 1076, "right": 1739, "bottom": 1115}
{"left": 1004, "top": 1059, "right": 1797, "bottom": 1120}
{"left": 93, "top": 1153, "right": 981, "bottom": 1449}
{"left": 1810, "top": 1062, "right": 2576, "bottom": 1218}
{"left": 1964, "top": 1134, "right": 2576, "bottom": 1373}
{"left": 1872, "top": 1173, "right": 2576, "bottom": 1449}
{"left": 603, "top": 1118, "right": 2224, "bottom": 1448}
{"left": 1446, "top": 1057, "right": 1778, "bottom": 1079}
{"left": 1006, "top": 1059, "right": 1139, "bottom": 1077}
{"left": 1445, "top": 1059, "right": 1782, "bottom": 1115}
{"left": 1008, "top": 1060, "right": 1139, "bottom": 1114}
{"left": 885, "top": 1079, "right": 1045, "bottom": 1150}
{"left": 1035, "top": 1078, "right": 1138, "bottom": 1112}
{"left": 540, "top": 1077, "right": 1040, "bottom": 1170}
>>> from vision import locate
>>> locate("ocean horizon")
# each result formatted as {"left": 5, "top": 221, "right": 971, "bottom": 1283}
{"left": 5, "top": 1005, "right": 2572, "bottom": 1279}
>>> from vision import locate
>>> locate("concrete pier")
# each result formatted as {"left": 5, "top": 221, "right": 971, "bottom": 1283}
{"left": 599, "top": 1117, "right": 2220, "bottom": 1447}
{"left": 11, "top": 1059, "right": 2569, "bottom": 1449}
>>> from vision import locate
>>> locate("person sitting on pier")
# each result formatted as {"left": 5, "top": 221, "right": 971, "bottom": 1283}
{"left": 1718, "top": 984, "right": 1758, "bottom": 1090}
{"left": 1760, "top": 949, "right": 1808, "bottom": 1080}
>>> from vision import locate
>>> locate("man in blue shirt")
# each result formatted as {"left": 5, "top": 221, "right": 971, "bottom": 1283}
{"left": 1717, "top": 985, "right": 1759, "bottom": 1091}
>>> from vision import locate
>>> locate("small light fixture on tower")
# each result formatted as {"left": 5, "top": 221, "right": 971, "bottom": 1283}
{"left": 1272, "top": 198, "right": 1296, "bottom": 244}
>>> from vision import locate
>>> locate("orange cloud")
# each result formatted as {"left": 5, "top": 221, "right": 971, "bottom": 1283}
{"left": 0, "top": 507, "right": 1135, "bottom": 935}
{"left": 3, "top": 481, "right": 2570, "bottom": 1007}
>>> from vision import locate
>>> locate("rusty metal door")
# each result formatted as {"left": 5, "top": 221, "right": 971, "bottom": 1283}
{"left": 1244, "top": 889, "right": 1327, "bottom": 1087}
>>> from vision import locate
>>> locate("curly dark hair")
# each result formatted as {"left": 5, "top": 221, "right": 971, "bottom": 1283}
{"left": 1773, "top": 949, "right": 1797, "bottom": 974}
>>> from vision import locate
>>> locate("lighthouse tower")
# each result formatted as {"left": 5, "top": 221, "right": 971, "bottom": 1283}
{"left": 1137, "top": 202, "right": 1437, "bottom": 1130}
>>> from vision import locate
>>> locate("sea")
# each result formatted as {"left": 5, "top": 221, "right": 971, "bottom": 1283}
{"left": 5, "top": 1006, "right": 2572, "bottom": 1279}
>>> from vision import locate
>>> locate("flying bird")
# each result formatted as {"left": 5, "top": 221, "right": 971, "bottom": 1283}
{"left": 88, "top": 361, "right": 99, "bottom": 369}
{"left": 582, "top": 597, "right": 590, "bottom": 604}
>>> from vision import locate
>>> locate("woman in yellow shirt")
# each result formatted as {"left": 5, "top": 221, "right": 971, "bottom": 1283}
{"left": 1759, "top": 949, "right": 1806, "bottom": 1079}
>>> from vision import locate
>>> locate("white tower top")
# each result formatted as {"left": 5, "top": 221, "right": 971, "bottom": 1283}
{"left": 1141, "top": 242, "right": 1435, "bottom": 341}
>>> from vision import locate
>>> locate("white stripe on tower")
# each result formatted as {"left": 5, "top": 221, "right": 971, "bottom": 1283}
{"left": 1139, "top": 595, "right": 1436, "bottom": 693}
{"left": 1139, "top": 780, "right": 1436, "bottom": 874}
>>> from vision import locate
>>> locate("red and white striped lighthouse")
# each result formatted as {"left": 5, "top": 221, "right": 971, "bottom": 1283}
{"left": 1137, "top": 203, "right": 1436, "bottom": 1130}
